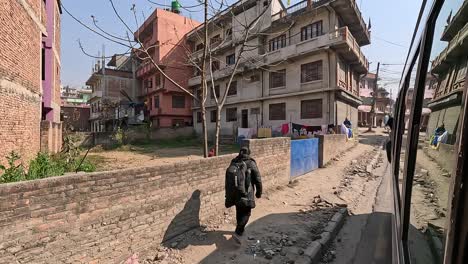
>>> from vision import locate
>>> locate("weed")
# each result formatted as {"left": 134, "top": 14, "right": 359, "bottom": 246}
{"left": 0, "top": 151, "right": 26, "bottom": 183}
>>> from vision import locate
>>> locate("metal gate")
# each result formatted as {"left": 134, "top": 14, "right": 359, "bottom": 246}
{"left": 290, "top": 138, "right": 319, "bottom": 178}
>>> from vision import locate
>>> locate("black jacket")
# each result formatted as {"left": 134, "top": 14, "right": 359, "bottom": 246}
{"left": 228, "top": 155, "right": 263, "bottom": 208}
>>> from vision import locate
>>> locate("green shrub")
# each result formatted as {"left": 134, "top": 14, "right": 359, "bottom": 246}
{"left": 0, "top": 151, "right": 26, "bottom": 183}
{"left": 1, "top": 151, "right": 96, "bottom": 184}
{"left": 27, "top": 152, "right": 66, "bottom": 180}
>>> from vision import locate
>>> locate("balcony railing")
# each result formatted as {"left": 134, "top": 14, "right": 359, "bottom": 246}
{"left": 264, "top": 27, "right": 368, "bottom": 71}
{"left": 272, "top": 0, "right": 328, "bottom": 21}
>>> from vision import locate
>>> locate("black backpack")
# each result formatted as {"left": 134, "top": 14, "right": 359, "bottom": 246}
{"left": 225, "top": 160, "right": 251, "bottom": 208}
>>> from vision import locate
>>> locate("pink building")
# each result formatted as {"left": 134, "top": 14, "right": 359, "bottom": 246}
{"left": 135, "top": 8, "right": 200, "bottom": 128}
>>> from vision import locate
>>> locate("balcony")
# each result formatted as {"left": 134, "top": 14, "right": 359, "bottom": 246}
{"left": 136, "top": 62, "right": 157, "bottom": 78}
{"left": 188, "top": 55, "right": 261, "bottom": 86}
{"left": 91, "top": 91, "right": 103, "bottom": 99}
{"left": 272, "top": 0, "right": 370, "bottom": 45}
{"left": 431, "top": 22, "right": 468, "bottom": 74}
{"left": 264, "top": 27, "right": 368, "bottom": 73}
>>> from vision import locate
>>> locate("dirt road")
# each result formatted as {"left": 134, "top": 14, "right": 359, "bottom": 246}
{"left": 137, "top": 132, "right": 388, "bottom": 264}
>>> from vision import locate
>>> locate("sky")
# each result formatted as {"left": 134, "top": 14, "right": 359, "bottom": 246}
{"left": 61, "top": 0, "right": 424, "bottom": 97}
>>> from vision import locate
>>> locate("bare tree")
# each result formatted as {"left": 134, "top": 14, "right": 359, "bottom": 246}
{"left": 62, "top": 0, "right": 211, "bottom": 156}
{"left": 63, "top": 0, "right": 279, "bottom": 157}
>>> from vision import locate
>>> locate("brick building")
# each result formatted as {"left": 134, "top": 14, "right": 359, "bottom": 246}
{"left": 87, "top": 54, "right": 143, "bottom": 132}
{"left": 0, "top": 0, "right": 62, "bottom": 165}
{"left": 134, "top": 8, "right": 200, "bottom": 128}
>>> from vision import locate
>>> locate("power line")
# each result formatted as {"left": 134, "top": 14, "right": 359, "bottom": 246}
{"left": 373, "top": 35, "right": 408, "bottom": 48}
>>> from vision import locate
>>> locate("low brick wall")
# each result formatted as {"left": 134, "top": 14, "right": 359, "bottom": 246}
{"left": 0, "top": 137, "right": 290, "bottom": 263}
{"left": 317, "top": 135, "right": 356, "bottom": 167}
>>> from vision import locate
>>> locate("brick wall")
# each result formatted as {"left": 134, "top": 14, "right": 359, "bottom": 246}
{"left": 317, "top": 134, "right": 357, "bottom": 167}
{"left": 40, "top": 121, "right": 63, "bottom": 153}
{"left": 0, "top": 137, "right": 290, "bottom": 263}
{"left": 0, "top": 0, "right": 44, "bottom": 165}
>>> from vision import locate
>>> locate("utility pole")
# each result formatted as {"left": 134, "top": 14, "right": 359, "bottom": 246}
{"left": 368, "top": 62, "right": 380, "bottom": 132}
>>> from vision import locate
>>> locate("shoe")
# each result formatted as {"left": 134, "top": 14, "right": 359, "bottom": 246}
{"left": 232, "top": 233, "right": 242, "bottom": 245}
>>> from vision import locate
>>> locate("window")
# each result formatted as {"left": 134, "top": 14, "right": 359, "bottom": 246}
{"left": 227, "top": 81, "right": 237, "bottom": 96}
{"left": 195, "top": 43, "right": 204, "bottom": 51}
{"left": 172, "top": 119, "right": 185, "bottom": 127}
{"left": 155, "top": 74, "right": 161, "bottom": 87}
{"left": 226, "top": 54, "right": 235, "bottom": 65}
{"left": 210, "top": 110, "right": 217, "bottom": 122}
{"left": 226, "top": 107, "right": 237, "bottom": 122}
{"left": 211, "top": 85, "right": 220, "bottom": 99}
{"left": 270, "top": 69, "right": 286, "bottom": 88}
{"left": 269, "top": 103, "right": 286, "bottom": 120}
{"left": 268, "top": 34, "right": 287, "bottom": 52}
{"left": 300, "top": 21, "right": 323, "bottom": 41}
{"left": 196, "top": 111, "right": 202, "bottom": 123}
{"left": 211, "top": 60, "right": 220, "bottom": 71}
{"left": 210, "top": 34, "right": 221, "bottom": 45}
{"left": 301, "top": 61, "right": 323, "bottom": 83}
{"left": 301, "top": 99, "right": 322, "bottom": 119}
{"left": 172, "top": 95, "right": 185, "bottom": 108}
{"left": 41, "top": 47, "right": 45, "bottom": 80}
{"left": 146, "top": 78, "right": 153, "bottom": 88}
{"left": 154, "top": 96, "right": 159, "bottom": 108}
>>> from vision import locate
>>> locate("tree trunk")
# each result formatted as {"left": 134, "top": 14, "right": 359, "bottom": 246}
{"left": 214, "top": 106, "right": 222, "bottom": 156}
{"left": 201, "top": 106, "right": 208, "bottom": 157}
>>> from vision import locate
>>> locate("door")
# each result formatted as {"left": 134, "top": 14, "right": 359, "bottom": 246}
{"left": 241, "top": 109, "right": 248, "bottom": 128}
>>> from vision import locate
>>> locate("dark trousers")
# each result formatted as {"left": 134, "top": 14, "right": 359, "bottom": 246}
{"left": 235, "top": 205, "right": 252, "bottom": 236}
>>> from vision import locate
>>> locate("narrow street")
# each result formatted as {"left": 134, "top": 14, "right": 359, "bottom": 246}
{"left": 142, "top": 130, "right": 391, "bottom": 264}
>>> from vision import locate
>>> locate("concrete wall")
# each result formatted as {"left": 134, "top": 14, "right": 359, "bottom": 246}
{"left": 423, "top": 143, "right": 457, "bottom": 174}
{"left": 317, "top": 134, "right": 356, "bottom": 167}
{"left": 0, "top": 137, "right": 290, "bottom": 263}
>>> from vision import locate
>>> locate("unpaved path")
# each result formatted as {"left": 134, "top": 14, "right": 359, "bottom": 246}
{"left": 138, "top": 135, "right": 386, "bottom": 264}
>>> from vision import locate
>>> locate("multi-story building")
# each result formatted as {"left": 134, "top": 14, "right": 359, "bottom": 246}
{"left": 135, "top": 8, "right": 200, "bottom": 128}
{"left": 0, "top": 0, "right": 61, "bottom": 164}
{"left": 426, "top": 0, "right": 467, "bottom": 144}
{"left": 187, "top": 0, "right": 370, "bottom": 137}
{"left": 86, "top": 54, "right": 143, "bottom": 132}
{"left": 61, "top": 86, "right": 92, "bottom": 106}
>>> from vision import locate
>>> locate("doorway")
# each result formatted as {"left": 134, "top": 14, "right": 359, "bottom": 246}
{"left": 241, "top": 109, "right": 248, "bottom": 128}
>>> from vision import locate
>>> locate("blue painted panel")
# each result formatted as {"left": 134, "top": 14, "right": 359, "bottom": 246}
{"left": 290, "top": 138, "right": 319, "bottom": 178}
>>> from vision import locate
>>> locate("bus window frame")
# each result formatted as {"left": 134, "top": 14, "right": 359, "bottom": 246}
{"left": 393, "top": 0, "right": 445, "bottom": 262}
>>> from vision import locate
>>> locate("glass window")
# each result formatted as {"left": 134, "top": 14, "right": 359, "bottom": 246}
{"left": 172, "top": 95, "right": 185, "bottom": 108}
{"left": 404, "top": 1, "right": 465, "bottom": 263}
{"left": 268, "top": 34, "right": 287, "bottom": 52}
{"left": 301, "top": 61, "right": 323, "bottom": 83}
{"left": 196, "top": 111, "right": 202, "bottom": 123}
{"left": 270, "top": 69, "right": 286, "bottom": 88}
{"left": 227, "top": 81, "right": 237, "bottom": 96}
{"left": 210, "top": 110, "right": 217, "bottom": 123}
{"left": 154, "top": 96, "right": 159, "bottom": 108}
{"left": 301, "top": 99, "right": 322, "bottom": 119}
{"left": 269, "top": 103, "right": 286, "bottom": 120}
{"left": 226, "top": 107, "right": 237, "bottom": 122}
{"left": 226, "top": 54, "right": 236, "bottom": 65}
{"left": 300, "top": 21, "right": 323, "bottom": 41}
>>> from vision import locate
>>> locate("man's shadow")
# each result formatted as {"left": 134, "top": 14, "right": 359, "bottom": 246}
{"left": 161, "top": 190, "right": 237, "bottom": 251}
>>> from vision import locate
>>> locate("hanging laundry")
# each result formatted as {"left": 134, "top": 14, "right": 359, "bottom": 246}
{"left": 306, "top": 126, "right": 322, "bottom": 133}
{"left": 281, "top": 123, "right": 290, "bottom": 135}
{"left": 292, "top": 123, "right": 303, "bottom": 133}
{"left": 238, "top": 128, "right": 252, "bottom": 139}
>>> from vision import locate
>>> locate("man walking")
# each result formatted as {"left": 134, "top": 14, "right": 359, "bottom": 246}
{"left": 225, "top": 147, "right": 262, "bottom": 244}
